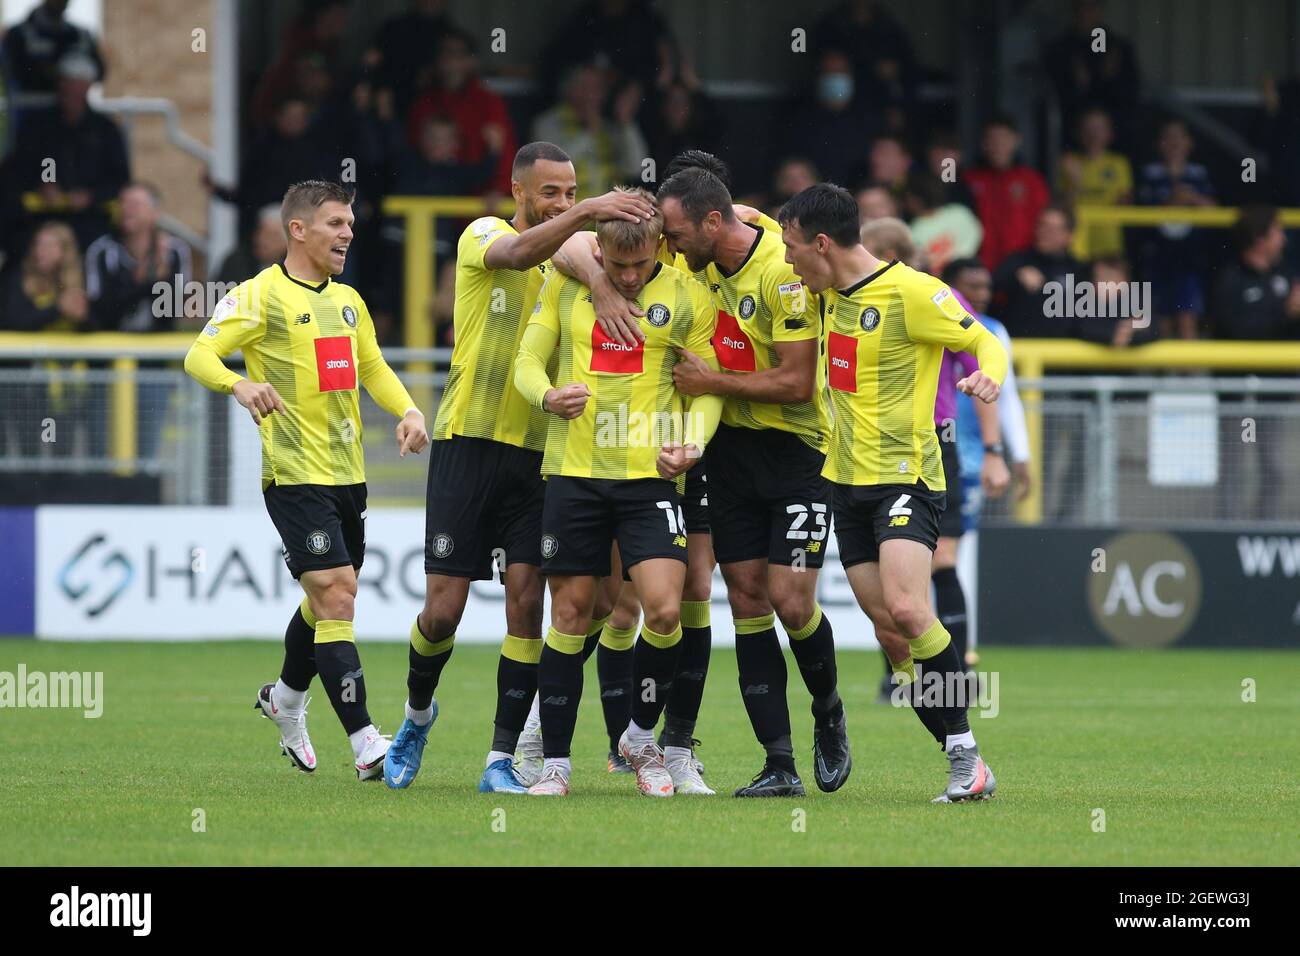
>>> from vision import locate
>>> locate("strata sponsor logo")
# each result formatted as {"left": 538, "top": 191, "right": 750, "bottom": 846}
{"left": 1042, "top": 275, "right": 1152, "bottom": 328}
{"left": 889, "top": 664, "right": 999, "bottom": 718}
{"left": 0, "top": 666, "right": 103, "bottom": 718}
{"left": 50, "top": 886, "right": 150, "bottom": 936}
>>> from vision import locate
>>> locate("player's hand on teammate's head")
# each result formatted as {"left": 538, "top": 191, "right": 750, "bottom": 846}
{"left": 583, "top": 189, "right": 656, "bottom": 224}
{"left": 956, "top": 370, "right": 1000, "bottom": 404}
{"left": 232, "top": 380, "right": 285, "bottom": 425}
{"left": 543, "top": 383, "right": 590, "bottom": 419}
{"left": 672, "top": 348, "right": 713, "bottom": 396}
{"left": 396, "top": 409, "right": 429, "bottom": 458}
{"left": 656, "top": 441, "right": 690, "bottom": 479}
{"left": 592, "top": 272, "right": 646, "bottom": 345}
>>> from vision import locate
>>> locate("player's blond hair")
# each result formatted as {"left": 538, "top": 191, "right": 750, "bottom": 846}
{"left": 860, "top": 217, "right": 916, "bottom": 264}
{"left": 595, "top": 187, "right": 663, "bottom": 253}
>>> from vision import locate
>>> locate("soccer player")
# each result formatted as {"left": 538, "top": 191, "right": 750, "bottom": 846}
{"left": 381, "top": 142, "right": 655, "bottom": 794}
{"left": 513, "top": 187, "right": 722, "bottom": 797}
{"left": 778, "top": 183, "right": 1008, "bottom": 802}
{"left": 184, "top": 180, "right": 429, "bottom": 779}
{"left": 652, "top": 167, "right": 847, "bottom": 798}
{"left": 546, "top": 149, "right": 757, "bottom": 791}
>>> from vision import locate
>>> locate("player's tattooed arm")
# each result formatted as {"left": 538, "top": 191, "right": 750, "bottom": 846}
{"left": 484, "top": 190, "right": 654, "bottom": 272}
{"left": 554, "top": 231, "right": 645, "bottom": 346}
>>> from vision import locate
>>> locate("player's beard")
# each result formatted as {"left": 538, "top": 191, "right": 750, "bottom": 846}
{"left": 524, "top": 198, "right": 550, "bottom": 229}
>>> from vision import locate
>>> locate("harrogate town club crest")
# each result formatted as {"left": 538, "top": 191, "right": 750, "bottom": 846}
{"left": 541, "top": 534, "right": 559, "bottom": 559}
{"left": 738, "top": 295, "right": 756, "bottom": 320}
{"left": 860, "top": 307, "right": 881, "bottom": 332}
{"left": 307, "top": 530, "right": 331, "bottom": 555}
{"left": 342, "top": 305, "right": 357, "bottom": 328}
{"left": 646, "top": 303, "right": 671, "bottom": 327}
{"left": 432, "top": 533, "right": 454, "bottom": 558}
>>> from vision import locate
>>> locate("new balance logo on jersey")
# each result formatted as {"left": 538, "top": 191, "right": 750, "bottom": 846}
{"left": 744, "top": 683, "right": 770, "bottom": 695}
{"left": 295, "top": 313, "right": 312, "bottom": 324}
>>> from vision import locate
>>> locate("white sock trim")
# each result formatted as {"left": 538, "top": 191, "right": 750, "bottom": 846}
{"left": 349, "top": 724, "right": 377, "bottom": 758}
{"left": 945, "top": 730, "right": 976, "bottom": 753}
{"left": 272, "top": 678, "right": 305, "bottom": 715}
{"left": 542, "top": 757, "right": 571, "bottom": 777}
{"left": 405, "top": 700, "right": 434, "bottom": 726}
{"left": 487, "top": 751, "right": 513, "bottom": 768}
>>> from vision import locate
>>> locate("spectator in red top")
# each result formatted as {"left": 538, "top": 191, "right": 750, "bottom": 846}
{"left": 405, "top": 31, "right": 516, "bottom": 195}
{"left": 965, "top": 115, "right": 1050, "bottom": 270}
{"left": 250, "top": 0, "right": 350, "bottom": 130}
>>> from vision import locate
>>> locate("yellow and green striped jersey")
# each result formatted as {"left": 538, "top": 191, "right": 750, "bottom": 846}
{"left": 519, "top": 262, "right": 720, "bottom": 480}
{"left": 433, "top": 216, "right": 551, "bottom": 451}
{"left": 821, "top": 260, "right": 988, "bottom": 489}
{"left": 185, "top": 263, "right": 415, "bottom": 488}
{"left": 702, "top": 224, "right": 829, "bottom": 451}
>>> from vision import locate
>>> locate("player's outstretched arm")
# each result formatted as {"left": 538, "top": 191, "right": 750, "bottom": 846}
{"left": 484, "top": 189, "right": 655, "bottom": 272}
{"left": 553, "top": 231, "right": 645, "bottom": 346}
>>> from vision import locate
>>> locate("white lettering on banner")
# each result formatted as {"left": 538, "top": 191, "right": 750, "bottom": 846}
{"left": 1237, "top": 537, "right": 1300, "bottom": 577}
{"left": 34, "top": 507, "right": 880, "bottom": 648}
{"left": 1101, "top": 561, "right": 1186, "bottom": 618}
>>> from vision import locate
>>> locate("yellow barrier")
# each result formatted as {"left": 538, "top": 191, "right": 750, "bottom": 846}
{"left": 1073, "top": 205, "right": 1300, "bottom": 260}
{"left": 1011, "top": 339, "right": 1300, "bottom": 522}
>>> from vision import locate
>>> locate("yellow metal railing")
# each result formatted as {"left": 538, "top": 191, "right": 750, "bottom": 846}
{"left": 1073, "top": 204, "right": 1300, "bottom": 259}
{"left": 1011, "top": 339, "right": 1300, "bottom": 522}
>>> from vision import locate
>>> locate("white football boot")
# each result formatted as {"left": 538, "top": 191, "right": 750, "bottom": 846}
{"left": 254, "top": 683, "right": 316, "bottom": 772}
{"left": 354, "top": 729, "right": 391, "bottom": 780}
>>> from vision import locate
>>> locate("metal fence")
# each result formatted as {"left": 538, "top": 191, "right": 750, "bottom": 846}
{"left": 3, "top": 346, "right": 1296, "bottom": 525}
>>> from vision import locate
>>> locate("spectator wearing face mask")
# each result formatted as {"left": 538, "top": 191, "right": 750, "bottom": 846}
{"left": 783, "top": 48, "right": 881, "bottom": 188}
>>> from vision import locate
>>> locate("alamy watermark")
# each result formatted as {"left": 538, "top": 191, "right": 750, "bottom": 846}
{"left": 0, "top": 666, "right": 103, "bottom": 718}
{"left": 890, "top": 663, "right": 999, "bottom": 718}
{"left": 1043, "top": 275, "right": 1151, "bottom": 329}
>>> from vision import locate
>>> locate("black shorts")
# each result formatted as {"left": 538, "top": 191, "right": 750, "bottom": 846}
{"left": 264, "top": 482, "right": 367, "bottom": 580}
{"left": 682, "top": 463, "right": 709, "bottom": 535}
{"left": 938, "top": 438, "right": 965, "bottom": 540}
{"left": 541, "top": 475, "right": 688, "bottom": 578}
{"left": 706, "top": 423, "right": 830, "bottom": 567}
{"left": 831, "top": 481, "right": 945, "bottom": 568}
{"left": 425, "top": 435, "right": 545, "bottom": 580}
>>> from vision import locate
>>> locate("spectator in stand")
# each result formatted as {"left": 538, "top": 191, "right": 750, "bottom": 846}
{"left": 0, "top": 221, "right": 87, "bottom": 332}
{"left": 811, "top": 0, "right": 916, "bottom": 135}
{"left": 1212, "top": 206, "right": 1300, "bottom": 341}
{"left": 925, "top": 128, "right": 977, "bottom": 210}
{"left": 2, "top": 0, "right": 104, "bottom": 95}
{"left": 650, "top": 80, "right": 723, "bottom": 178}
{"left": 1212, "top": 206, "right": 1299, "bottom": 520}
{"left": 903, "top": 170, "right": 983, "bottom": 276}
{"left": 85, "top": 183, "right": 192, "bottom": 333}
{"left": 0, "top": 221, "right": 88, "bottom": 461}
{"left": 782, "top": 48, "right": 880, "bottom": 188}
{"left": 1074, "top": 256, "right": 1142, "bottom": 347}
{"left": 213, "top": 205, "right": 288, "bottom": 286}
{"left": 1057, "top": 107, "right": 1133, "bottom": 261}
{"left": 367, "top": 0, "right": 456, "bottom": 118}
{"left": 537, "top": 0, "right": 679, "bottom": 105}
{"left": 966, "top": 115, "right": 1050, "bottom": 271}
{"left": 12, "top": 53, "right": 129, "bottom": 251}
{"left": 867, "top": 133, "right": 914, "bottom": 203}
{"left": 1136, "top": 117, "right": 1216, "bottom": 340}
{"left": 406, "top": 30, "right": 517, "bottom": 196}
{"left": 860, "top": 216, "right": 922, "bottom": 269}
{"left": 532, "top": 63, "right": 648, "bottom": 198}
{"left": 206, "top": 98, "right": 337, "bottom": 238}
{"left": 856, "top": 183, "right": 899, "bottom": 224}
{"left": 1043, "top": 0, "right": 1141, "bottom": 150}
{"left": 250, "top": 0, "right": 349, "bottom": 130}
{"left": 1257, "top": 74, "right": 1300, "bottom": 206}
{"left": 768, "top": 157, "right": 819, "bottom": 216}
{"left": 992, "top": 205, "right": 1084, "bottom": 338}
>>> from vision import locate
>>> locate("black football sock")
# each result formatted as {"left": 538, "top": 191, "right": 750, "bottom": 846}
{"left": 630, "top": 623, "right": 683, "bottom": 732}
{"left": 314, "top": 620, "right": 371, "bottom": 736}
{"left": 911, "top": 620, "right": 972, "bottom": 741}
{"left": 735, "top": 613, "right": 794, "bottom": 772}
{"left": 786, "top": 604, "right": 841, "bottom": 719}
{"left": 279, "top": 598, "right": 317, "bottom": 691}
{"left": 890, "top": 656, "right": 946, "bottom": 746}
{"left": 597, "top": 621, "right": 636, "bottom": 753}
{"left": 932, "top": 566, "right": 969, "bottom": 666}
{"left": 539, "top": 627, "right": 586, "bottom": 759}
{"left": 490, "top": 634, "right": 541, "bottom": 755}
{"left": 660, "top": 600, "right": 711, "bottom": 749}
{"left": 407, "top": 617, "right": 455, "bottom": 712}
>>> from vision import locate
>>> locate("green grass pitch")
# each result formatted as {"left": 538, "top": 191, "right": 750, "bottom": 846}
{"left": 1, "top": 641, "right": 1297, "bottom": 866}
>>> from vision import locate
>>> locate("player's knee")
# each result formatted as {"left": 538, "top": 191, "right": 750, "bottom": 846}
{"left": 682, "top": 567, "right": 713, "bottom": 603}
{"left": 641, "top": 602, "right": 680, "bottom": 636}
{"left": 318, "top": 585, "right": 355, "bottom": 621}
{"left": 772, "top": 591, "right": 816, "bottom": 631}
{"left": 887, "top": 596, "right": 930, "bottom": 637}
{"left": 725, "top": 579, "right": 769, "bottom": 619}
{"left": 506, "top": 591, "right": 544, "bottom": 637}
